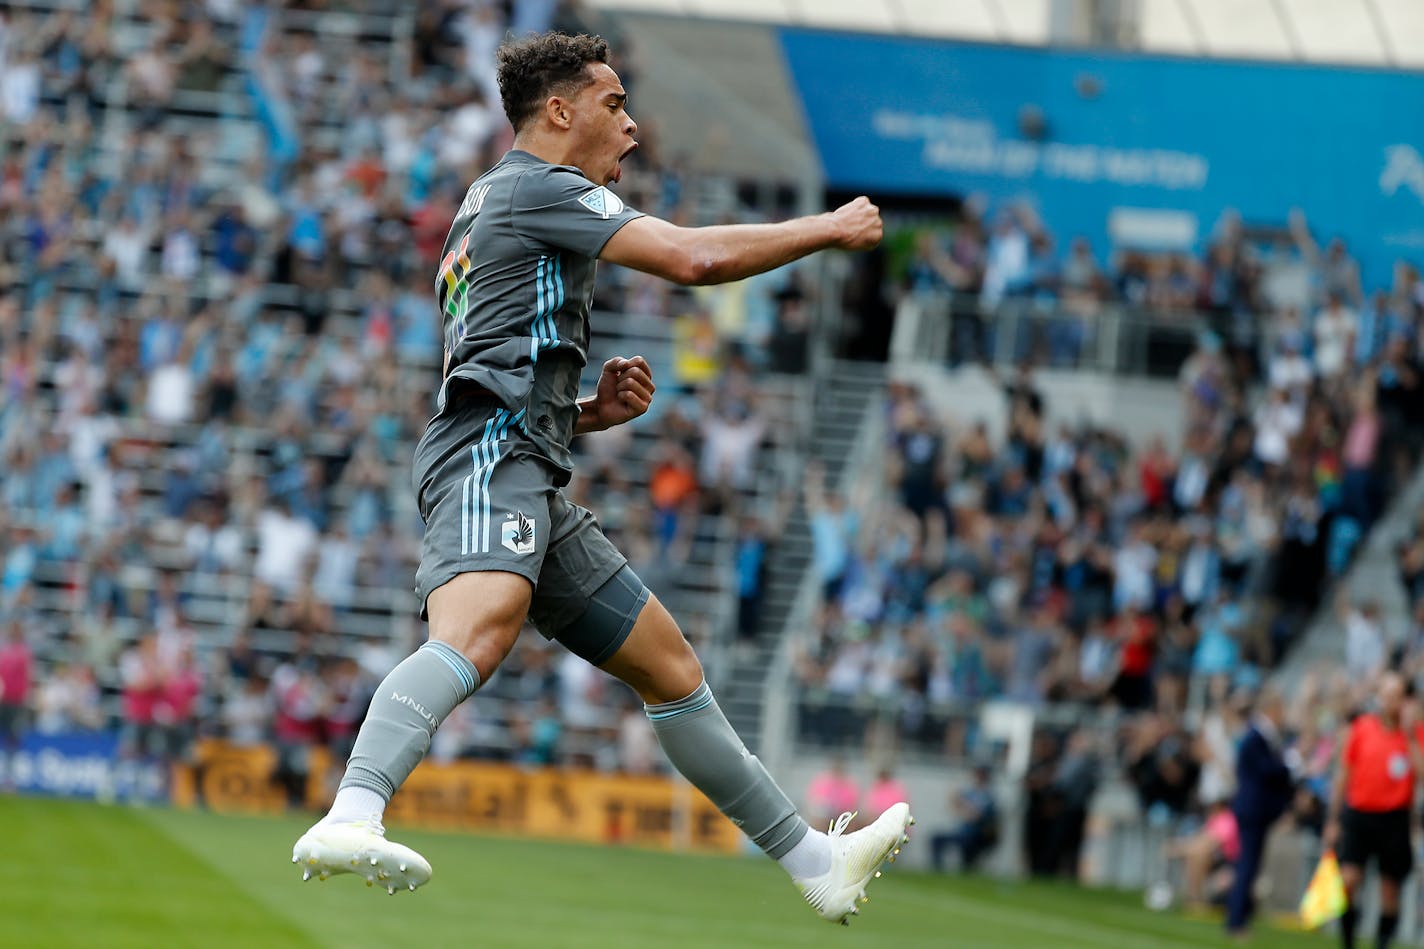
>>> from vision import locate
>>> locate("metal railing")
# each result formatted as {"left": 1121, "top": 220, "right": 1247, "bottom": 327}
{"left": 894, "top": 291, "right": 1214, "bottom": 379}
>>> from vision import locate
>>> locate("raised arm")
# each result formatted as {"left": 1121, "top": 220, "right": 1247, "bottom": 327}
{"left": 600, "top": 197, "right": 882, "bottom": 286}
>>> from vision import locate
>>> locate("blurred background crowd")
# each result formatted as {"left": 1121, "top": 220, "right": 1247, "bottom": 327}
{"left": 0, "top": 0, "right": 813, "bottom": 783}
{"left": 3, "top": 0, "right": 1424, "bottom": 912}
{"left": 792, "top": 194, "right": 1424, "bottom": 882}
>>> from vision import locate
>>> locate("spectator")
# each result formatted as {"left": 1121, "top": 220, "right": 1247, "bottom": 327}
{"left": 33, "top": 662, "right": 102, "bottom": 734}
{"left": 805, "top": 757, "right": 859, "bottom": 832}
{"left": 156, "top": 644, "right": 202, "bottom": 761}
{"left": 1043, "top": 730, "right": 1100, "bottom": 878}
{"left": 119, "top": 635, "right": 165, "bottom": 759}
{"left": 865, "top": 767, "right": 910, "bottom": 819}
{"left": 1314, "top": 291, "right": 1358, "bottom": 382}
{"left": 931, "top": 764, "right": 999, "bottom": 872}
{"left": 222, "top": 674, "right": 273, "bottom": 747}
{"left": 980, "top": 210, "right": 1030, "bottom": 309}
{"left": 271, "top": 653, "right": 328, "bottom": 808}
{"left": 1343, "top": 598, "right": 1387, "bottom": 682}
{"left": 0, "top": 620, "right": 33, "bottom": 749}
{"left": 699, "top": 398, "right": 765, "bottom": 494}
{"left": 252, "top": 498, "right": 318, "bottom": 600}
{"left": 805, "top": 464, "right": 856, "bottom": 602}
{"left": 1163, "top": 798, "right": 1238, "bottom": 910}
{"left": 734, "top": 516, "right": 769, "bottom": 642}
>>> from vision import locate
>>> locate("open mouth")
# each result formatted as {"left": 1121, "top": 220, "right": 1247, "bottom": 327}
{"left": 613, "top": 141, "right": 638, "bottom": 183}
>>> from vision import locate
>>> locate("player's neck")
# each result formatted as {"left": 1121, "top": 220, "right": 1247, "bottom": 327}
{"left": 511, "top": 132, "right": 586, "bottom": 179}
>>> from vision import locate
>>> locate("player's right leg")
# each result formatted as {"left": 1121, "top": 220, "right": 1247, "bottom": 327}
{"left": 291, "top": 570, "right": 530, "bottom": 894}
{"left": 291, "top": 398, "right": 545, "bottom": 894}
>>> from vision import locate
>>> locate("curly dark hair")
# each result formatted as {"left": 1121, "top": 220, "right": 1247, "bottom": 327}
{"left": 496, "top": 33, "right": 610, "bottom": 133}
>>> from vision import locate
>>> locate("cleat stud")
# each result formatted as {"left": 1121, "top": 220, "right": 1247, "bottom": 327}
{"left": 409, "top": 883, "right": 417, "bottom": 892}
{"left": 370, "top": 856, "right": 380, "bottom": 866}
{"left": 840, "top": 919, "right": 849, "bottom": 927}
{"left": 308, "top": 857, "right": 318, "bottom": 866}
{"left": 874, "top": 871, "right": 882, "bottom": 878}
{"left": 398, "top": 862, "right": 407, "bottom": 872}
{"left": 318, "top": 871, "right": 329, "bottom": 881}
{"left": 388, "top": 886, "right": 397, "bottom": 896}
{"left": 291, "top": 855, "right": 299, "bottom": 864}
{"left": 366, "top": 877, "right": 374, "bottom": 887}
{"left": 908, "top": 816, "right": 916, "bottom": 826}
{"left": 860, "top": 896, "right": 869, "bottom": 904}
{"left": 302, "top": 870, "right": 311, "bottom": 881}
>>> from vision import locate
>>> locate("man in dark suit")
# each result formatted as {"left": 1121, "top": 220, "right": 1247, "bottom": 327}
{"left": 1226, "top": 688, "right": 1296, "bottom": 939}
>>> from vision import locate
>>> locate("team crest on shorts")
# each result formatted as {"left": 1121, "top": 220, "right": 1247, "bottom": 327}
{"left": 501, "top": 511, "right": 536, "bottom": 555}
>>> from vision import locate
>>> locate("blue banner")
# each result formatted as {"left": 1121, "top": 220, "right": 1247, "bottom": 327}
{"left": 5, "top": 731, "right": 169, "bottom": 802}
{"left": 780, "top": 29, "right": 1424, "bottom": 289}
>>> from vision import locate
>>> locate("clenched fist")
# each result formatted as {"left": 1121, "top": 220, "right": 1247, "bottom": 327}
{"left": 830, "top": 196, "right": 883, "bottom": 252}
{"left": 590, "top": 355, "right": 656, "bottom": 429}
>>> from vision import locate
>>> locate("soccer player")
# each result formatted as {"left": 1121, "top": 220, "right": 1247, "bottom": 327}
{"left": 1324, "top": 672, "right": 1420, "bottom": 949}
{"left": 291, "top": 32, "right": 912, "bottom": 924}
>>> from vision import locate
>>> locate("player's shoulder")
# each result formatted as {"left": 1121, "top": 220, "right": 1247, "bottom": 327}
{"left": 509, "top": 155, "right": 596, "bottom": 198}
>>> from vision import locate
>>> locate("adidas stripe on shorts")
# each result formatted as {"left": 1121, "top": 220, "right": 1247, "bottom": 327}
{"left": 412, "top": 391, "right": 630, "bottom": 645}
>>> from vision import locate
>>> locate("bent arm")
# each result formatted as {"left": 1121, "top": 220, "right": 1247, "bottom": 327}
{"left": 600, "top": 197, "right": 880, "bottom": 286}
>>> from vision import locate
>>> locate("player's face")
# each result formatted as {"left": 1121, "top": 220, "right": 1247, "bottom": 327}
{"left": 570, "top": 63, "right": 638, "bottom": 187}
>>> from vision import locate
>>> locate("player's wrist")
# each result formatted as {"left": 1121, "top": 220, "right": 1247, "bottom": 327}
{"left": 576, "top": 397, "right": 613, "bottom": 434}
{"left": 819, "top": 210, "right": 848, "bottom": 250}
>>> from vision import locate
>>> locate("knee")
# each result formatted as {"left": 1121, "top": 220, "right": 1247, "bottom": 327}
{"left": 647, "top": 646, "right": 704, "bottom": 705}
{"left": 431, "top": 625, "right": 518, "bottom": 681}
{"left": 426, "top": 572, "right": 531, "bottom": 678}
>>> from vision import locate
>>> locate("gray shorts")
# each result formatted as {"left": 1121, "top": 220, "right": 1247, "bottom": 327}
{"left": 412, "top": 393, "right": 631, "bottom": 647}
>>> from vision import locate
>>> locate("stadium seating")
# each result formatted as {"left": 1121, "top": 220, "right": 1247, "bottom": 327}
{"left": 0, "top": 0, "right": 815, "bottom": 770}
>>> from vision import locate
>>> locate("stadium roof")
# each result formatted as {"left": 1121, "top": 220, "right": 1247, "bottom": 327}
{"left": 587, "top": 0, "right": 1424, "bottom": 68}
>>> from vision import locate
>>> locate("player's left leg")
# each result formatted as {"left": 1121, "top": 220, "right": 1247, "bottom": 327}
{"left": 571, "top": 575, "right": 912, "bottom": 924}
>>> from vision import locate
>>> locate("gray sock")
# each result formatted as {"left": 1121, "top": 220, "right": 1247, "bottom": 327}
{"left": 645, "top": 681, "right": 809, "bottom": 859}
{"left": 339, "top": 640, "right": 480, "bottom": 800}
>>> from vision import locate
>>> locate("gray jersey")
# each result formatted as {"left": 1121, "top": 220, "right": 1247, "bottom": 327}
{"left": 435, "top": 149, "right": 644, "bottom": 477}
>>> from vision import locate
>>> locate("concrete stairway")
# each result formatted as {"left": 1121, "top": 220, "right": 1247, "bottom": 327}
{"left": 718, "top": 360, "right": 888, "bottom": 752}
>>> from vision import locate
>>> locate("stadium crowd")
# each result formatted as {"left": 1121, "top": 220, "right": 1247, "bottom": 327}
{"left": 797, "top": 190, "right": 1418, "bottom": 723}
{"left": 795, "top": 203, "right": 1424, "bottom": 882}
{"left": 0, "top": 0, "right": 809, "bottom": 780}
{"left": 5, "top": 5, "right": 1424, "bottom": 912}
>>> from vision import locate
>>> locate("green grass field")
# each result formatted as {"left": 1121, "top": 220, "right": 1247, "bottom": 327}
{"left": 1, "top": 797, "right": 1332, "bottom": 948}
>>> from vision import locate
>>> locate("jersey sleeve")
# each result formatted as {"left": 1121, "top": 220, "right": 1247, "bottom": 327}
{"left": 511, "top": 166, "right": 644, "bottom": 258}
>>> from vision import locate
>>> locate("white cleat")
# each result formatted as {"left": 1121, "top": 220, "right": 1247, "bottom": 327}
{"left": 290, "top": 816, "right": 432, "bottom": 896}
{"left": 795, "top": 802, "right": 913, "bottom": 925}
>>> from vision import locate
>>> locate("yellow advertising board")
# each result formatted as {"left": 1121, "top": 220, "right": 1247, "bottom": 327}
{"left": 173, "top": 739, "right": 332, "bottom": 813}
{"left": 176, "top": 741, "right": 740, "bottom": 854}
{"left": 386, "top": 758, "right": 741, "bottom": 853}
